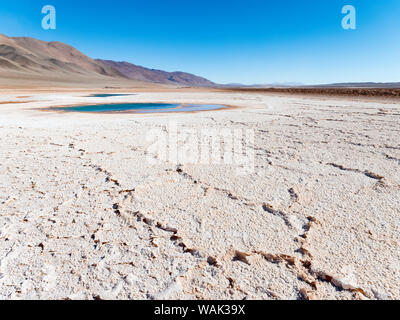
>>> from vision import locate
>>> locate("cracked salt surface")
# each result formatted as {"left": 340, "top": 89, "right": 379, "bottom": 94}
{"left": 0, "top": 91, "right": 399, "bottom": 299}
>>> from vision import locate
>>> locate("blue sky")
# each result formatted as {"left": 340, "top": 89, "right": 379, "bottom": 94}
{"left": 1, "top": 0, "right": 399, "bottom": 84}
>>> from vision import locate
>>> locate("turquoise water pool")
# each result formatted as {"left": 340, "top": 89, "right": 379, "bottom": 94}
{"left": 86, "top": 94, "right": 136, "bottom": 98}
{"left": 50, "top": 103, "right": 228, "bottom": 113}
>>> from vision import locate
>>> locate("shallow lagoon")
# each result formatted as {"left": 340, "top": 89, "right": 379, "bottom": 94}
{"left": 86, "top": 94, "right": 136, "bottom": 98}
{"left": 50, "top": 103, "right": 228, "bottom": 113}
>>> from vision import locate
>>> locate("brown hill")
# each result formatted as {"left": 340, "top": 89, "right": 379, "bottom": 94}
{"left": 0, "top": 34, "right": 125, "bottom": 79}
{"left": 96, "top": 59, "right": 214, "bottom": 87}
{"left": 0, "top": 34, "right": 214, "bottom": 87}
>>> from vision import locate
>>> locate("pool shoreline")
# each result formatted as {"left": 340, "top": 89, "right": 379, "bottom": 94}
{"left": 34, "top": 101, "right": 240, "bottom": 115}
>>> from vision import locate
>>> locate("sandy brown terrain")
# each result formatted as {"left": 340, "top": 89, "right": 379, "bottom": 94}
{"left": 0, "top": 33, "right": 214, "bottom": 88}
{"left": 0, "top": 88, "right": 399, "bottom": 300}
{"left": 223, "top": 87, "right": 400, "bottom": 99}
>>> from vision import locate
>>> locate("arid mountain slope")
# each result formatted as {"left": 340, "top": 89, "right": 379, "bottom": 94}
{"left": 97, "top": 59, "right": 215, "bottom": 87}
{"left": 0, "top": 34, "right": 214, "bottom": 87}
{"left": 0, "top": 34, "right": 125, "bottom": 78}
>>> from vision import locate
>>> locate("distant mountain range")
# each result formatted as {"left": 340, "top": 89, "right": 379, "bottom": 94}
{"left": 312, "top": 82, "right": 400, "bottom": 88}
{"left": 222, "top": 82, "right": 400, "bottom": 88}
{"left": 0, "top": 33, "right": 398, "bottom": 89}
{"left": 0, "top": 33, "right": 214, "bottom": 87}
{"left": 96, "top": 59, "right": 213, "bottom": 87}
{"left": 220, "top": 82, "right": 304, "bottom": 88}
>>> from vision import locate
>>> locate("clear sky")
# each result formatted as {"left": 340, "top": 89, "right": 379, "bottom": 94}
{"left": 1, "top": 0, "right": 400, "bottom": 84}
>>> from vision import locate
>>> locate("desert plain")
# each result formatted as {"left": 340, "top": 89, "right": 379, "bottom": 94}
{"left": 0, "top": 87, "right": 399, "bottom": 300}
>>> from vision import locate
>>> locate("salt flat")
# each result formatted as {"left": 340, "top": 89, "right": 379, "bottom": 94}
{"left": 0, "top": 90, "right": 399, "bottom": 300}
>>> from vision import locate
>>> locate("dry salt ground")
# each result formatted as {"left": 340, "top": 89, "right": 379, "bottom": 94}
{"left": 0, "top": 90, "right": 399, "bottom": 300}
